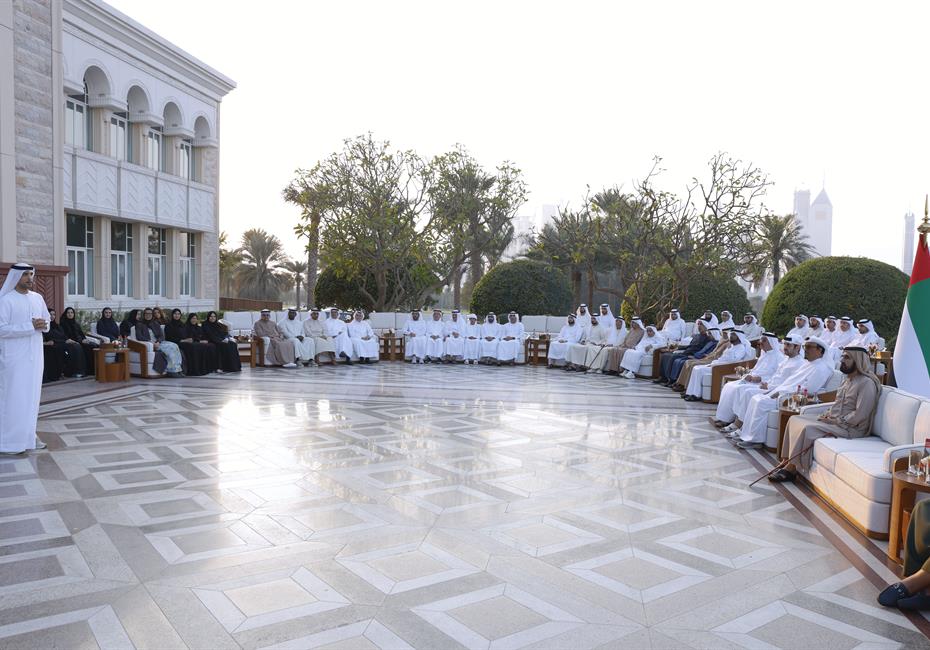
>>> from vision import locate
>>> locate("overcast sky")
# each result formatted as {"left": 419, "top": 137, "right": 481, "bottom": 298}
{"left": 108, "top": 0, "right": 928, "bottom": 270}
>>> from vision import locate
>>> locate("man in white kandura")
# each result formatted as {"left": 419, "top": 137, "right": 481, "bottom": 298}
{"left": 462, "top": 313, "right": 481, "bottom": 364}
{"left": 683, "top": 329, "right": 754, "bottom": 401}
{"left": 303, "top": 308, "right": 336, "bottom": 365}
{"left": 425, "top": 309, "right": 446, "bottom": 362}
{"left": 660, "top": 308, "right": 688, "bottom": 344}
{"left": 598, "top": 303, "right": 614, "bottom": 322}
{"left": 0, "top": 263, "right": 50, "bottom": 455}
{"left": 279, "top": 308, "right": 316, "bottom": 366}
{"left": 348, "top": 310, "right": 379, "bottom": 363}
{"left": 479, "top": 313, "right": 501, "bottom": 364}
{"left": 325, "top": 308, "right": 353, "bottom": 364}
{"left": 443, "top": 309, "right": 464, "bottom": 362}
{"left": 729, "top": 337, "right": 834, "bottom": 449}
{"left": 852, "top": 318, "right": 881, "bottom": 348}
{"left": 741, "top": 314, "right": 764, "bottom": 341}
{"left": 497, "top": 311, "right": 524, "bottom": 365}
{"left": 403, "top": 309, "right": 428, "bottom": 364}
{"left": 547, "top": 314, "right": 582, "bottom": 368}
{"left": 712, "top": 332, "right": 784, "bottom": 426}
{"left": 567, "top": 314, "right": 608, "bottom": 371}
{"left": 718, "top": 310, "right": 736, "bottom": 330}
{"left": 575, "top": 304, "right": 593, "bottom": 339}
{"left": 787, "top": 314, "right": 811, "bottom": 340}
{"left": 619, "top": 324, "right": 664, "bottom": 379}
{"left": 808, "top": 315, "right": 825, "bottom": 339}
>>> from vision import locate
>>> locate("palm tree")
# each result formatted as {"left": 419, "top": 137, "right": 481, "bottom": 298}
{"left": 235, "top": 229, "right": 288, "bottom": 300}
{"left": 753, "top": 214, "right": 815, "bottom": 284}
{"left": 280, "top": 259, "right": 308, "bottom": 308}
{"left": 218, "top": 231, "right": 243, "bottom": 297}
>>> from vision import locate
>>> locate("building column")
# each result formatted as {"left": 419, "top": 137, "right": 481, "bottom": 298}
{"left": 95, "top": 216, "right": 111, "bottom": 301}
{"left": 132, "top": 222, "right": 146, "bottom": 300}
{"left": 166, "top": 228, "right": 179, "bottom": 300}
{"left": 0, "top": 2, "right": 15, "bottom": 263}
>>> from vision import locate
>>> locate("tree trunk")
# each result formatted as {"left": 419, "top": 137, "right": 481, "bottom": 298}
{"left": 452, "top": 267, "right": 463, "bottom": 309}
{"left": 571, "top": 267, "right": 582, "bottom": 306}
{"left": 466, "top": 249, "right": 484, "bottom": 296}
{"left": 587, "top": 271, "right": 595, "bottom": 307}
{"left": 306, "top": 215, "right": 320, "bottom": 308}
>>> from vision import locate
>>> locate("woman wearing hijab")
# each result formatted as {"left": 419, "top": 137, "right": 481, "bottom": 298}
{"left": 165, "top": 309, "right": 211, "bottom": 376}
{"left": 41, "top": 307, "right": 65, "bottom": 382}
{"left": 60, "top": 306, "right": 97, "bottom": 374}
{"left": 152, "top": 307, "right": 168, "bottom": 326}
{"left": 185, "top": 313, "right": 219, "bottom": 374}
{"left": 120, "top": 309, "right": 139, "bottom": 338}
{"left": 44, "top": 307, "right": 86, "bottom": 378}
{"left": 134, "top": 307, "right": 183, "bottom": 376}
{"left": 96, "top": 307, "right": 120, "bottom": 342}
{"left": 202, "top": 311, "right": 241, "bottom": 373}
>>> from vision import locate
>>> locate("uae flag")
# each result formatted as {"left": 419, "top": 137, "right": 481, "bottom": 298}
{"left": 895, "top": 225, "right": 930, "bottom": 398}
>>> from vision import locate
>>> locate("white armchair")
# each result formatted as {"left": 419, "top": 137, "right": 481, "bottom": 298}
{"left": 126, "top": 337, "right": 166, "bottom": 378}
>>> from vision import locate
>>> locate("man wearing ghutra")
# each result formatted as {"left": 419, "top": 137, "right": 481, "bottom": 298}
{"left": 462, "top": 313, "right": 481, "bottom": 364}
{"left": 279, "top": 308, "right": 316, "bottom": 366}
{"left": 479, "top": 313, "right": 501, "bottom": 364}
{"left": 0, "top": 263, "right": 50, "bottom": 455}
{"left": 425, "top": 309, "right": 446, "bottom": 362}
{"left": 302, "top": 308, "right": 336, "bottom": 365}
{"left": 403, "top": 309, "right": 428, "bottom": 364}
{"left": 443, "top": 310, "right": 465, "bottom": 362}
{"left": 547, "top": 314, "right": 582, "bottom": 368}
{"left": 497, "top": 312, "right": 524, "bottom": 366}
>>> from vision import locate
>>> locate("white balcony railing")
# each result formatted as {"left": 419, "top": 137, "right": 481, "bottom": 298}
{"left": 64, "top": 147, "right": 216, "bottom": 233}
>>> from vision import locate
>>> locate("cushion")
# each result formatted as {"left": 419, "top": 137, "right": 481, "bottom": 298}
{"left": 225, "top": 312, "right": 252, "bottom": 331}
{"left": 812, "top": 435, "right": 889, "bottom": 473}
{"left": 369, "top": 313, "right": 395, "bottom": 331}
{"left": 808, "top": 463, "right": 891, "bottom": 535}
{"left": 914, "top": 402, "right": 930, "bottom": 445}
{"left": 545, "top": 316, "right": 565, "bottom": 334}
{"left": 873, "top": 388, "right": 922, "bottom": 446}
{"left": 832, "top": 450, "right": 893, "bottom": 504}
{"left": 522, "top": 315, "right": 548, "bottom": 334}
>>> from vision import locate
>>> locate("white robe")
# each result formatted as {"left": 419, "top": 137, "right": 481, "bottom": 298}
{"left": 568, "top": 324, "right": 608, "bottom": 367}
{"left": 324, "top": 317, "right": 353, "bottom": 357}
{"left": 620, "top": 332, "right": 663, "bottom": 373}
{"left": 425, "top": 318, "right": 446, "bottom": 359}
{"left": 741, "top": 320, "right": 764, "bottom": 341}
{"left": 479, "top": 321, "right": 501, "bottom": 358}
{"left": 279, "top": 317, "right": 315, "bottom": 362}
{"left": 497, "top": 321, "right": 524, "bottom": 361}
{"left": 462, "top": 322, "right": 481, "bottom": 360}
{"left": 348, "top": 319, "right": 379, "bottom": 360}
{"left": 685, "top": 341, "right": 752, "bottom": 397}
{"left": 547, "top": 323, "right": 582, "bottom": 361}
{"left": 403, "top": 318, "right": 428, "bottom": 359}
{"left": 738, "top": 357, "right": 834, "bottom": 444}
{"left": 730, "top": 353, "right": 806, "bottom": 421}
{"left": 444, "top": 318, "right": 465, "bottom": 358}
{"left": 303, "top": 317, "right": 336, "bottom": 356}
{"left": 0, "top": 290, "right": 49, "bottom": 452}
{"left": 714, "top": 345, "right": 785, "bottom": 422}
{"left": 661, "top": 316, "right": 688, "bottom": 343}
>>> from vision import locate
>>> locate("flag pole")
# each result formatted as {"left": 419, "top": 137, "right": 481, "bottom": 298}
{"left": 922, "top": 194, "right": 930, "bottom": 237}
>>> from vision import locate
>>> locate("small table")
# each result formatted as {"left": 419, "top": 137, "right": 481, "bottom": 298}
{"left": 380, "top": 336, "right": 404, "bottom": 361}
{"left": 94, "top": 347, "right": 129, "bottom": 382}
{"left": 888, "top": 464, "right": 930, "bottom": 564}
{"left": 525, "top": 338, "right": 549, "bottom": 366}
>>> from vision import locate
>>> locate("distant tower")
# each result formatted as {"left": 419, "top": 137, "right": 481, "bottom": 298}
{"left": 808, "top": 188, "right": 833, "bottom": 256}
{"left": 903, "top": 211, "right": 916, "bottom": 274}
{"left": 793, "top": 189, "right": 811, "bottom": 230}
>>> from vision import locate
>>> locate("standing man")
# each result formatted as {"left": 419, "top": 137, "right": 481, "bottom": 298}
{"left": 0, "top": 264, "right": 50, "bottom": 455}
{"left": 279, "top": 309, "right": 316, "bottom": 366}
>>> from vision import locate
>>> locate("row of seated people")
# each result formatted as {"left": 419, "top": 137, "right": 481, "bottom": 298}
{"left": 42, "top": 306, "right": 242, "bottom": 381}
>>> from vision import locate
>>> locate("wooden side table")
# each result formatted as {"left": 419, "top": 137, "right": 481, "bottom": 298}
{"left": 772, "top": 407, "right": 799, "bottom": 455}
{"left": 94, "top": 347, "right": 129, "bottom": 382}
{"left": 380, "top": 336, "right": 404, "bottom": 361}
{"left": 888, "top": 458, "right": 930, "bottom": 564}
{"left": 525, "top": 338, "right": 549, "bottom": 366}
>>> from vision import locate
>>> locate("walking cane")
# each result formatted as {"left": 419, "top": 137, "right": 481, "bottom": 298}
{"left": 584, "top": 345, "right": 610, "bottom": 374}
{"left": 747, "top": 433, "right": 835, "bottom": 488}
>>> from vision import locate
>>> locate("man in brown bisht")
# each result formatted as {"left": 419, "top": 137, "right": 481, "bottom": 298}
{"left": 769, "top": 346, "right": 881, "bottom": 483}
{"left": 672, "top": 328, "right": 731, "bottom": 392}
{"left": 252, "top": 309, "right": 298, "bottom": 368}
{"left": 604, "top": 317, "right": 644, "bottom": 375}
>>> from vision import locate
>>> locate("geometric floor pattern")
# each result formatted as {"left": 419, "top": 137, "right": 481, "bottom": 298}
{"left": 1, "top": 363, "right": 926, "bottom": 648}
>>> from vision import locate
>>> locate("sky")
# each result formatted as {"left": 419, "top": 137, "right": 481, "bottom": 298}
{"left": 108, "top": 0, "right": 929, "bottom": 270}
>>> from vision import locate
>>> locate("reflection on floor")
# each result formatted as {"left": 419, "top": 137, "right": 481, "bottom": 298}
{"left": 0, "top": 364, "right": 926, "bottom": 649}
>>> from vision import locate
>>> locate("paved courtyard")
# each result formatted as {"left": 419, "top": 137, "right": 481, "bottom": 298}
{"left": 1, "top": 364, "right": 928, "bottom": 649}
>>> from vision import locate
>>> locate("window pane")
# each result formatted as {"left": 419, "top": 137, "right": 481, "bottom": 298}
{"left": 86, "top": 253, "right": 93, "bottom": 298}
{"left": 67, "top": 250, "right": 77, "bottom": 294}
{"left": 148, "top": 227, "right": 160, "bottom": 254}
{"left": 66, "top": 215, "right": 85, "bottom": 247}
{"left": 110, "top": 254, "right": 117, "bottom": 294}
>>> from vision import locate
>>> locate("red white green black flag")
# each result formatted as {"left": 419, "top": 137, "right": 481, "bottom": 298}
{"left": 894, "top": 213, "right": 930, "bottom": 398}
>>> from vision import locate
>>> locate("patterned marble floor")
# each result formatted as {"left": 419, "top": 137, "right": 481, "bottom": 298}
{"left": 3, "top": 364, "right": 928, "bottom": 649}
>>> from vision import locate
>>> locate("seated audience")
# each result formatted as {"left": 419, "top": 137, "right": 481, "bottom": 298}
{"left": 787, "top": 314, "right": 811, "bottom": 339}
{"left": 741, "top": 313, "right": 764, "bottom": 341}
{"left": 567, "top": 314, "right": 607, "bottom": 371}
{"left": 852, "top": 318, "right": 881, "bottom": 348}
{"left": 682, "top": 329, "right": 754, "bottom": 401}
{"left": 135, "top": 308, "right": 183, "bottom": 377}
{"left": 605, "top": 318, "right": 644, "bottom": 374}
{"left": 463, "top": 313, "right": 481, "bottom": 364}
{"left": 660, "top": 308, "right": 688, "bottom": 344}
{"left": 713, "top": 332, "right": 786, "bottom": 427}
{"left": 425, "top": 309, "right": 446, "bottom": 362}
{"left": 655, "top": 320, "right": 711, "bottom": 386}
{"left": 60, "top": 306, "right": 97, "bottom": 374}
{"left": 120, "top": 309, "right": 139, "bottom": 338}
{"left": 403, "top": 309, "right": 428, "bottom": 364}
{"left": 879, "top": 500, "right": 930, "bottom": 610}
{"left": 619, "top": 324, "right": 664, "bottom": 379}
{"left": 96, "top": 307, "right": 120, "bottom": 342}
{"left": 166, "top": 309, "right": 216, "bottom": 376}
{"left": 303, "top": 308, "right": 336, "bottom": 365}
{"left": 280, "top": 308, "right": 316, "bottom": 366}
{"left": 672, "top": 328, "right": 729, "bottom": 392}
{"left": 497, "top": 312, "right": 524, "bottom": 366}
{"left": 443, "top": 310, "right": 465, "bottom": 362}
{"left": 479, "top": 313, "right": 501, "bottom": 364}
{"left": 547, "top": 314, "right": 582, "bottom": 368}
{"left": 253, "top": 309, "right": 298, "bottom": 368}
{"left": 348, "top": 310, "right": 379, "bottom": 363}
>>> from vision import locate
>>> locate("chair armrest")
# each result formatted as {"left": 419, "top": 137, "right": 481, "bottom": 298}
{"left": 798, "top": 403, "right": 833, "bottom": 416}
{"left": 884, "top": 444, "right": 924, "bottom": 473}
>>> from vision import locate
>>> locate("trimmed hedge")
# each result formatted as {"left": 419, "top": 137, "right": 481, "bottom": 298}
{"left": 470, "top": 260, "right": 572, "bottom": 316}
{"left": 761, "top": 256, "right": 907, "bottom": 339}
{"left": 682, "top": 275, "right": 752, "bottom": 323}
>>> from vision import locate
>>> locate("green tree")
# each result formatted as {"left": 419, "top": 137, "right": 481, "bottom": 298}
{"left": 761, "top": 256, "right": 908, "bottom": 341}
{"left": 235, "top": 229, "right": 288, "bottom": 300}
{"left": 280, "top": 259, "right": 308, "bottom": 308}
{"left": 218, "top": 231, "right": 243, "bottom": 297}
{"left": 284, "top": 167, "right": 333, "bottom": 309}
{"left": 748, "top": 213, "right": 815, "bottom": 284}
{"left": 470, "top": 260, "right": 572, "bottom": 317}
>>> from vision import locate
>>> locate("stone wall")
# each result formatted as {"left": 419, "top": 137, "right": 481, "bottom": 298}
{"left": 13, "top": 0, "right": 54, "bottom": 264}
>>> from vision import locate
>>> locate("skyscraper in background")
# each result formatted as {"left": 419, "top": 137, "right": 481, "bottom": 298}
{"left": 903, "top": 211, "right": 916, "bottom": 274}
{"left": 793, "top": 188, "right": 833, "bottom": 256}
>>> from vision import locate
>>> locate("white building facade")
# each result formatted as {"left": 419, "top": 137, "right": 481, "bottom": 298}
{"left": 903, "top": 211, "right": 915, "bottom": 275}
{"left": 0, "top": 0, "right": 234, "bottom": 315}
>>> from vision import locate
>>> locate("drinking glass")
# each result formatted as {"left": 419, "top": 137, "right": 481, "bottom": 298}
{"left": 910, "top": 450, "right": 923, "bottom": 476}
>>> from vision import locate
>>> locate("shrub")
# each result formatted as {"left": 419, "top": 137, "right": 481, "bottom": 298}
{"left": 682, "top": 275, "right": 752, "bottom": 323}
{"left": 470, "top": 260, "right": 572, "bottom": 316}
{"left": 761, "top": 256, "right": 908, "bottom": 339}
{"left": 315, "top": 267, "right": 372, "bottom": 311}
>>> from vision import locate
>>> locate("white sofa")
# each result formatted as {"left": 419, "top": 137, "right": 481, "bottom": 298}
{"left": 126, "top": 337, "right": 166, "bottom": 378}
{"left": 799, "top": 387, "right": 930, "bottom": 538}
{"left": 763, "top": 370, "right": 844, "bottom": 450}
